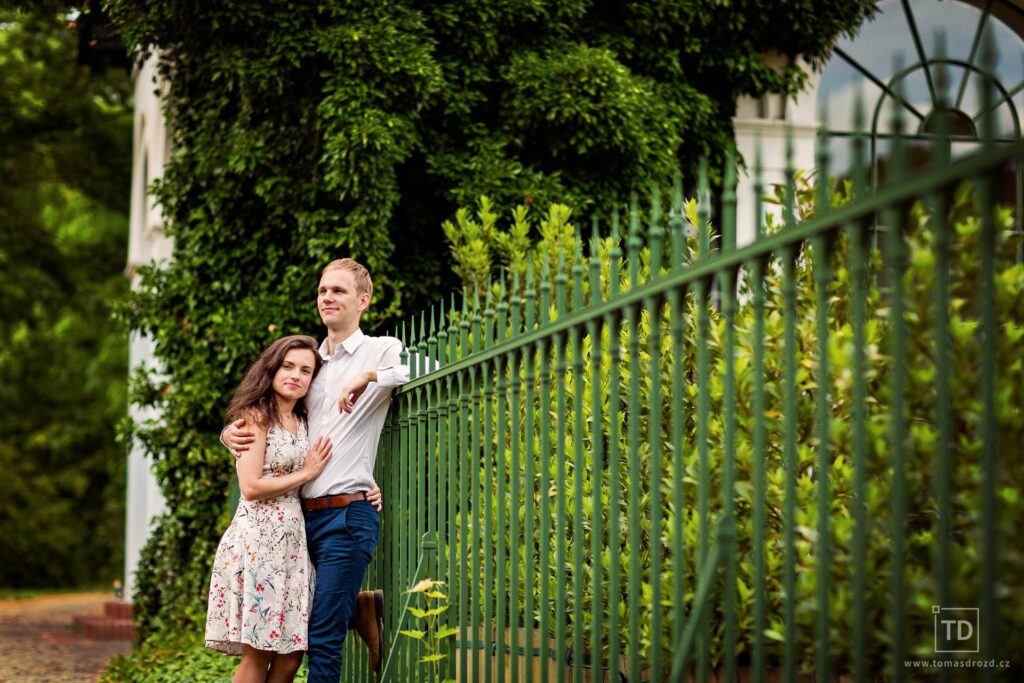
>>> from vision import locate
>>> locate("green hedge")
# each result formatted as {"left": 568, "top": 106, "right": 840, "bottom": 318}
{"left": 440, "top": 178, "right": 1023, "bottom": 674}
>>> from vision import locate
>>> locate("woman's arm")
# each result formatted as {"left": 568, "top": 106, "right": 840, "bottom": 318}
{"left": 235, "top": 426, "right": 333, "bottom": 502}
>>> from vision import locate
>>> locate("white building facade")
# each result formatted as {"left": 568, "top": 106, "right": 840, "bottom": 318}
{"left": 123, "top": 53, "right": 172, "bottom": 600}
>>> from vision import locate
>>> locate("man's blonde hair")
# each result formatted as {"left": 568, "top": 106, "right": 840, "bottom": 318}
{"left": 321, "top": 258, "right": 373, "bottom": 298}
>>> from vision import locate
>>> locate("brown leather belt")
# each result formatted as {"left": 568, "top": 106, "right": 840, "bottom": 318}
{"left": 301, "top": 491, "right": 368, "bottom": 512}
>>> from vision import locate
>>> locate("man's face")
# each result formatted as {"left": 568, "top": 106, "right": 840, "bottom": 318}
{"left": 317, "top": 268, "right": 369, "bottom": 329}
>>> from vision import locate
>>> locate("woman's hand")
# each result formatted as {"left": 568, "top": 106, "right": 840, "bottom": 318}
{"left": 301, "top": 436, "right": 333, "bottom": 482}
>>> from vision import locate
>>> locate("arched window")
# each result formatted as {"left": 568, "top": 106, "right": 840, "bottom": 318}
{"left": 818, "top": 0, "right": 1023, "bottom": 226}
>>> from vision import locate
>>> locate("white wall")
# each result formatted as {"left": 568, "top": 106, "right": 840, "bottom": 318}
{"left": 124, "top": 53, "right": 171, "bottom": 600}
{"left": 733, "top": 54, "right": 821, "bottom": 246}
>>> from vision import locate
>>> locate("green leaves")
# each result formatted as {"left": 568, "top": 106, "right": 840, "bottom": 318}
{"left": 419, "top": 653, "right": 447, "bottom": 664}
{"left": 99, "top": 631, "right": 242, "bottom": 682}
{"left": 0, "top": 5, "right": 131, "bottom": 589}
{"left": 503, "top": 44, "right": 682, "bottom": 172}
{"left": 434, "top": 625, "right": 459, "bottom": 640}
{"left": 399, "top": 576, "right": 455, "bottom": 680}
{"left": 408, "top": 605, "right": 449, "bottom": 619}
{"left": 399, "top": 629, "right": 426, "bottom": 640}
{"left": 441, "top": 174, "right": 1023, "bottom": 673}
{"left": 406, "top": 577, "right": 445, "bottom": 593}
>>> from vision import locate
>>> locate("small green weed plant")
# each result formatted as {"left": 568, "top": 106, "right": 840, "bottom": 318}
{"left": 398, "top": 578, "right": 458, "bottom": 682}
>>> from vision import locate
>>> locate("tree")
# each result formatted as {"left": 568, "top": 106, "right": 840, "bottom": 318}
{"left": 0, "top": 2, "right": 132, "bottom": 587}
{"left": 101, "top": 0, "right": 877, "bottom": 636}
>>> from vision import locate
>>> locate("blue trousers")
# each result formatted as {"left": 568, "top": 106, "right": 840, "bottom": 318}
{"left": 304, "top": 501, "right": 380, "bottom": 683}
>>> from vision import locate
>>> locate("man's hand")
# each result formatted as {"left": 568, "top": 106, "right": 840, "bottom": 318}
{"left": 367, "top": 482, "right": 383, "bottom": 512}
{"left": 338, "top": 371, "right": 373, "bottom": 413}
{"left": 224, "top": 418, "right": 256, "bottom": 458}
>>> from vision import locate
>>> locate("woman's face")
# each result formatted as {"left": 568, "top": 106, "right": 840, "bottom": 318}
{"left": 272, "top": 348, "right": 317, "bottom": 402}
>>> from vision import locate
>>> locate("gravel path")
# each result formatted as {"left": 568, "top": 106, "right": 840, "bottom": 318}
{"left": 0, "top": 593, "right": 131, "bottom": 683}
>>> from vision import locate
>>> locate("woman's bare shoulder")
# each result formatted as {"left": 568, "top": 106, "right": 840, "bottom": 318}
{"left": 237, "top": 408, "right": 270, "bottom": 434}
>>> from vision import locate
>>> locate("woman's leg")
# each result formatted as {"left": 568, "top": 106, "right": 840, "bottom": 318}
{"left": 266, "top": 652, "right": 305, "bottom": 683}
{"left": 233, "top": 645, "right": 274, "bottom": 683}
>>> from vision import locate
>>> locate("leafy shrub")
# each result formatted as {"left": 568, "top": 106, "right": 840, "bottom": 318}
{"left": 101, "top": 632, "right": 254, "bottom": 683}
{"left": 440, "top": 177, "right": 1023, "bottom": 675}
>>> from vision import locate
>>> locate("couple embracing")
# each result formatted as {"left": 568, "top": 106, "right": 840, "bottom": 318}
{"left": 204, "top": 258, "right": 408, "bottom": 683}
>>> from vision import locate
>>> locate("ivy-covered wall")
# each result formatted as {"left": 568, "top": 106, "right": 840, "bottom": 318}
{"left": 103, "top": 0, "right": 877, "bottom": 638}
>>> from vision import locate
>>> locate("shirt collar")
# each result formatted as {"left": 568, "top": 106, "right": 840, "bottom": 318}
{"left": 319, "top": 328, "right": 366, "bottom": 360}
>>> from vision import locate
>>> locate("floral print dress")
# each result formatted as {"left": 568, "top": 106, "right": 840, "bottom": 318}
{"left": 205, "top": 420, "right": 312, "bottom": 655}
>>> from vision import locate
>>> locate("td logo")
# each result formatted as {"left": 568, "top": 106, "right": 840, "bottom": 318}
{"left": 932, "top": 605, "right": 980, "bottom": 653}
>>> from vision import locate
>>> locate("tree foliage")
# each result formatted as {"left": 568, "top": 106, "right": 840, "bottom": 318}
{"left": 102, "top": 0, "right": 876, "bottom": 639}
{"left": 0, "top": 2, "right": 132, "bottom": 587}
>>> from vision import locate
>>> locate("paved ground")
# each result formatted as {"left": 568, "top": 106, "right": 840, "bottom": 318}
{"left": 0, "top": 593, "right": 131, "bottom": 683}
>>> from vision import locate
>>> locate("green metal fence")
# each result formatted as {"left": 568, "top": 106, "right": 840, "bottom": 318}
{"left": 343, "top": 48, "right": 1024, "bottom": 683}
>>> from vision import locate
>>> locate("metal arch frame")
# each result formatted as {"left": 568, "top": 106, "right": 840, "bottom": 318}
{"left": 957, "top": 0, "right": 998, "bottom": 107}
{"left": 865, "top": 56, "right": 1024, "bottom": 235}
{"left": 827, "top": 0, "right": 1019, "bottom": 229}
{"left": 867, "top": 58, "right": 1022, "bottom": 191}
{"left": 826, "top": 0, "right": 1024, "bottom": 146}
{"left": 833, "top": 0, "right": 1021, "bottom": 126}
{"left": 869, "top": 59, "right": 1021, "bottom": 140}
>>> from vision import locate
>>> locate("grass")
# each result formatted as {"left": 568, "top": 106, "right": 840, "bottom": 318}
{"left": 0, "top": 585, "right": 116, "bottom": 601}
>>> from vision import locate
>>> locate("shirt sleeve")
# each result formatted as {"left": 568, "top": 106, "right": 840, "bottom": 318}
{"left": 375, "top": 339, "right": 411, "bottom": 387}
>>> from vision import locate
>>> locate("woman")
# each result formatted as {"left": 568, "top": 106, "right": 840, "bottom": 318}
{"left": 205, "top": 335, "right": 332, "bottom": 683}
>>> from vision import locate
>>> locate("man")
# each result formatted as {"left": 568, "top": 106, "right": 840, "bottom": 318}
{"left": 223, "top": 258, "right": 408, "bottom": 680}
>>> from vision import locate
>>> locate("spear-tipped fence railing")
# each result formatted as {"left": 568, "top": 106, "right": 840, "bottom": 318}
{"left": 344, "top": 43, "right": 1023, "bottom": 683}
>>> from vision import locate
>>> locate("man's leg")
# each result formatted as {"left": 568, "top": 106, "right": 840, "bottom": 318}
{"left": 350, "top": 589, "right": 385, "bottom": 671}
{"left": 304, "top": 502, "right": 380, "bottom": 683}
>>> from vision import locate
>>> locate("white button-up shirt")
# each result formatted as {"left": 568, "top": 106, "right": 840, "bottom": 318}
{"left": 302, "top": 329, "right": 409, "bottom": 498}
